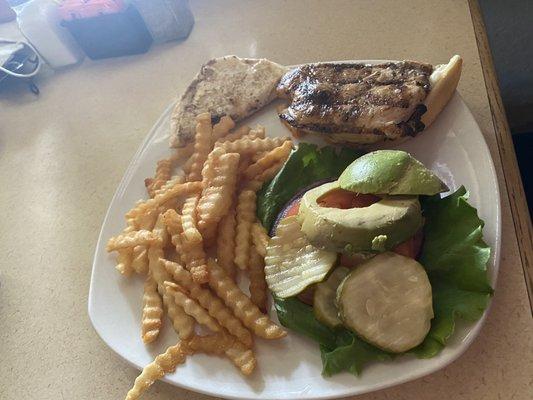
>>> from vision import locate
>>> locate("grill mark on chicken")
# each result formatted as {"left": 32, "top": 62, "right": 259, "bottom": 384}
{"left": 277, "top": 61, "right": 433, "bottom": 140}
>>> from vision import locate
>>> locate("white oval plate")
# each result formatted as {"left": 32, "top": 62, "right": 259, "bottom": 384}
{"left": 89, "top": 65, "right": 501, "bottom": 400}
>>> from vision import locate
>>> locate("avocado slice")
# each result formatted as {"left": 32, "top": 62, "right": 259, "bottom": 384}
{"left": 336, "top": 252, "right": 433, "bottom": 353}
{"left": 298, "top": 181, "right": 423, "bottom": 253}
{"left": 338, "top": 150, "right": 448, "bottom": 195}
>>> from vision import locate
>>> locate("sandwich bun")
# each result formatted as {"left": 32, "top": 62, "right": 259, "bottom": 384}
{"left": 421, "top": 55, "right": 463, "bottom": 128}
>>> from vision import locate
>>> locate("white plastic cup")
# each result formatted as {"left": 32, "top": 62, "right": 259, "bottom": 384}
{"left": 16, "top": 0, "right": 84, "bottom": 69}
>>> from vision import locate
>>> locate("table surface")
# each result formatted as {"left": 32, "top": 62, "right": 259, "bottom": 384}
{"left": 0, "top": 1, "right": 531, "bottom": 399}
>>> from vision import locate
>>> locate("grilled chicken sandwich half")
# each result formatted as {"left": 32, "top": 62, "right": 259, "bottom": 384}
{"left": 276, "top": 56, "right": 462, "bottom": 146}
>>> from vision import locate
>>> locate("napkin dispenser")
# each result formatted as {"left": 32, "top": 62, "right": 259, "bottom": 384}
{"left": 59, "top": 0, "right": 152, "bottom": 60}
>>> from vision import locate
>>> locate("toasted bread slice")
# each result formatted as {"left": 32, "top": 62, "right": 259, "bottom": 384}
{"left": 170, "top": 56, "right": 287, "bottom": 148}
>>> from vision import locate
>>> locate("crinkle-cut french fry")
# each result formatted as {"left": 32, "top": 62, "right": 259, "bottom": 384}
{"left": 234, "top": 190, "right": 257, "bottom": 270}
{"left": 162, "top": 209, "right": 182, "bottom": 233}
{"left": 176, "top": 214, "right": 208, "bottom": 283}
{"left": 248, "top": 125, "right": 266, "bottom": 139}
{"left": 116, "top": 248, "right": 134, "bottom": 276}
{"left": 125, "top": 218, "right": 137, "bottom": 231}
{"left": 201, "top": 221, "right": 218, "bottom": 248}
{"left": 243, "top": 141, "right": 292, "bottom": 181}
{"left": 236, "top": 154, "right": 254, "bottom": 177}
{"left": 164, "top": 281, "right": 221, "bottom": 332}
{"left": 164, "top": 246, "right": 183, "bottom": 265}
{"left": 244, "top": 159, "right": 286, "bottom": 192}
{"left": 162, "top": 259, "right": 253, "bottom": 347}
{"left": 215, "top": 125, "right": 251, "bottom": 145}
{"left": 182, "top": 154, "right": 196, "bottom": 176}
{"left": 186, "top": 333, "right": 256, "bottom": 375}
{"left": 216, "top": 208, "right": 237, "bottom": 279}
{"left": 126, "top": 181, "right": 202, "bottom": 224}
{"left": 201, "top": 147, "right": 226, "bottom": 187}
{"left": 160, "top": 198, "right": 181, "bottom": 216}
{"left": 127, "top": 181, "right": 200, "bottom": 219}
{"left": 131, "top": 245, "right": 149, "bottom": 274}
{"left": 187, "top": 113, "right": 213, "bottom": 182}
{"left": 212, "top": 115, "right": 236, "bottom": 142}
{"left": 106, "top": 230, "right": 160, "bottom": 252}
{"left": 145, "top": 158, "right": 173, "bottom": 198}
{"left": 149, "top": 215, "right": 194, "bottom": 339}
{"left": 225, "top": 339, "right": 256, "bottom": 375}
{"left": 124, "top": 341, "right": 193, "bottom": 400}
{"left": 198, "top": 152, "right": 240, "bottom": 228}
{"left": 162, "top": 209, "right": 187, "bottom": 265}
{"left": 251, "top": 223, "right": 269, "bottom": 257}
{"left": 162, "top": 290, "right": 195, "bottom": 339}
{"left": 217, "top": 124, "right": 264, "bottom": 150}
{"left": 153, "top": 174, "right": 185, "bottom": 198}
{"left": 218, "top": 136, "right": 289, "bottom": 155}
{"left": 181, "top": 193, "right": 202, "bottom": 244}
{"left": 133, "top": 211, "right": 160, "bottom": 238}
{"left": 181, "top": 237, "right": 209, "bottom": 284}
{"left": 141, "top": 273, "right": 163, "bottom": 343}
{"left": 170, "top": 142, "right": 194, "bottom": 167}
{"left": 148, "top": 217, "right": 170, "bottom": 286}
{"left": 248, "top": 246, "right": 268, "bottom": 313}
{"left": 164, "top": 208, "right": 209, "bottom": 283}
{"left": 131, "top": 201, "right": 156, "bottom": 274}
{"left": 251, "top": 151, "right": 267, "bottom": 163}
{"left": 186, "top": 332, "right": 233, "bottom": 355}
{"left": 207, "top": 259, "right": 286, "bottom": 339}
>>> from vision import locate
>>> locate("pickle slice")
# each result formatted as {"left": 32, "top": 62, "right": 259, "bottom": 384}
{"left": 337, "top": 252, "right": 433, "bottom": 353}
{"left": 265, "top": 216, "right": 337, "bottom": 298}
{"left": 313, "top": 267, "right": 350, "bottom": 327}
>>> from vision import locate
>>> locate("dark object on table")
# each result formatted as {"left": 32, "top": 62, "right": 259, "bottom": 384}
{"left": 62, "top": 5, "right": 152, "bottom": 60}
{"left": 479, "top": 0, "right": 533, "bottom": 216}
{"left": 512, "top": 133, "right": 533, "bottom": 219}
{"left": 0, "top": 41, "right": 41, "bottom": 94}
{"left": 479, "top": 0, "right": 533, "bottom": 134}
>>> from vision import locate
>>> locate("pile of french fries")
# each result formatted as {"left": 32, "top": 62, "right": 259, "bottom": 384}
{"left": 106, "top": 113, "right": 293, "bottom": 400}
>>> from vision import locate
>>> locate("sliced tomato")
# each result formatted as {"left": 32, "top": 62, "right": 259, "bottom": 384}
{"left": 297, "top": 284, "right": 316, "bottom": 305}
{"left": 393, "top": 229, "right": 424, "bottom": 259}
{"left": 349, "top": 193, "right": 381, "bottom": 208}
{"left": 339, "top": 253, "right": 371, "bottom": 268}
{"left": 284, "top": 200, "right": 301, "bottom": 217}
{"left": 318, "top": 188, "right": 380, "bottom": 209}
{"left": 283, "top": 190, "right": 379, "bottom": 220}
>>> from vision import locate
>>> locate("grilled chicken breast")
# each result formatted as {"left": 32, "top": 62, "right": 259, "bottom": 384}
{"left": 170, "top": 56, "right": 287, "bottom": 147}
{"left": 277, "top": 56, "right": 462, "bottom": 145}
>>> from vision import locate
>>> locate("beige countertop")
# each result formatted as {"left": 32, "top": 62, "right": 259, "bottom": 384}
{"left": 0, "top": 1, "right": 531, "bottom": 399}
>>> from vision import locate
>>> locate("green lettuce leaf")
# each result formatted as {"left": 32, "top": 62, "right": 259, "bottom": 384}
{"left": 274, "top": 296, "right": 337, "bottom": 349}
{"left": 414, "top": 187, "right": 493, "bottom": 357}
{"left": 420, "top": 186, "right": 492, "bottom": 293}
{"left": 320, "top": 329, "right": 391, "bottom": 376}
{"left": 275, "top": 297, "right": 390, "bottom": 375}
{"left": 257, "top": 143, "right": 364, "bottom": 230}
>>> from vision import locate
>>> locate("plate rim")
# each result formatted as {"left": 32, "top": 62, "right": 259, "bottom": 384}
{"left": 88, "top": 60, "right": 502, "bottom": 400}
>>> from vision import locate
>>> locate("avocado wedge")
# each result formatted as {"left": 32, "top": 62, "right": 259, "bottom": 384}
{"left": 338, "top": 150, "right": 448, "bottom": 195}
{"left": 298, "top": 182, "right": 423, "bottom": 253}
{"left": 336, "top": 252, "right": 433, "bottom": 353}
